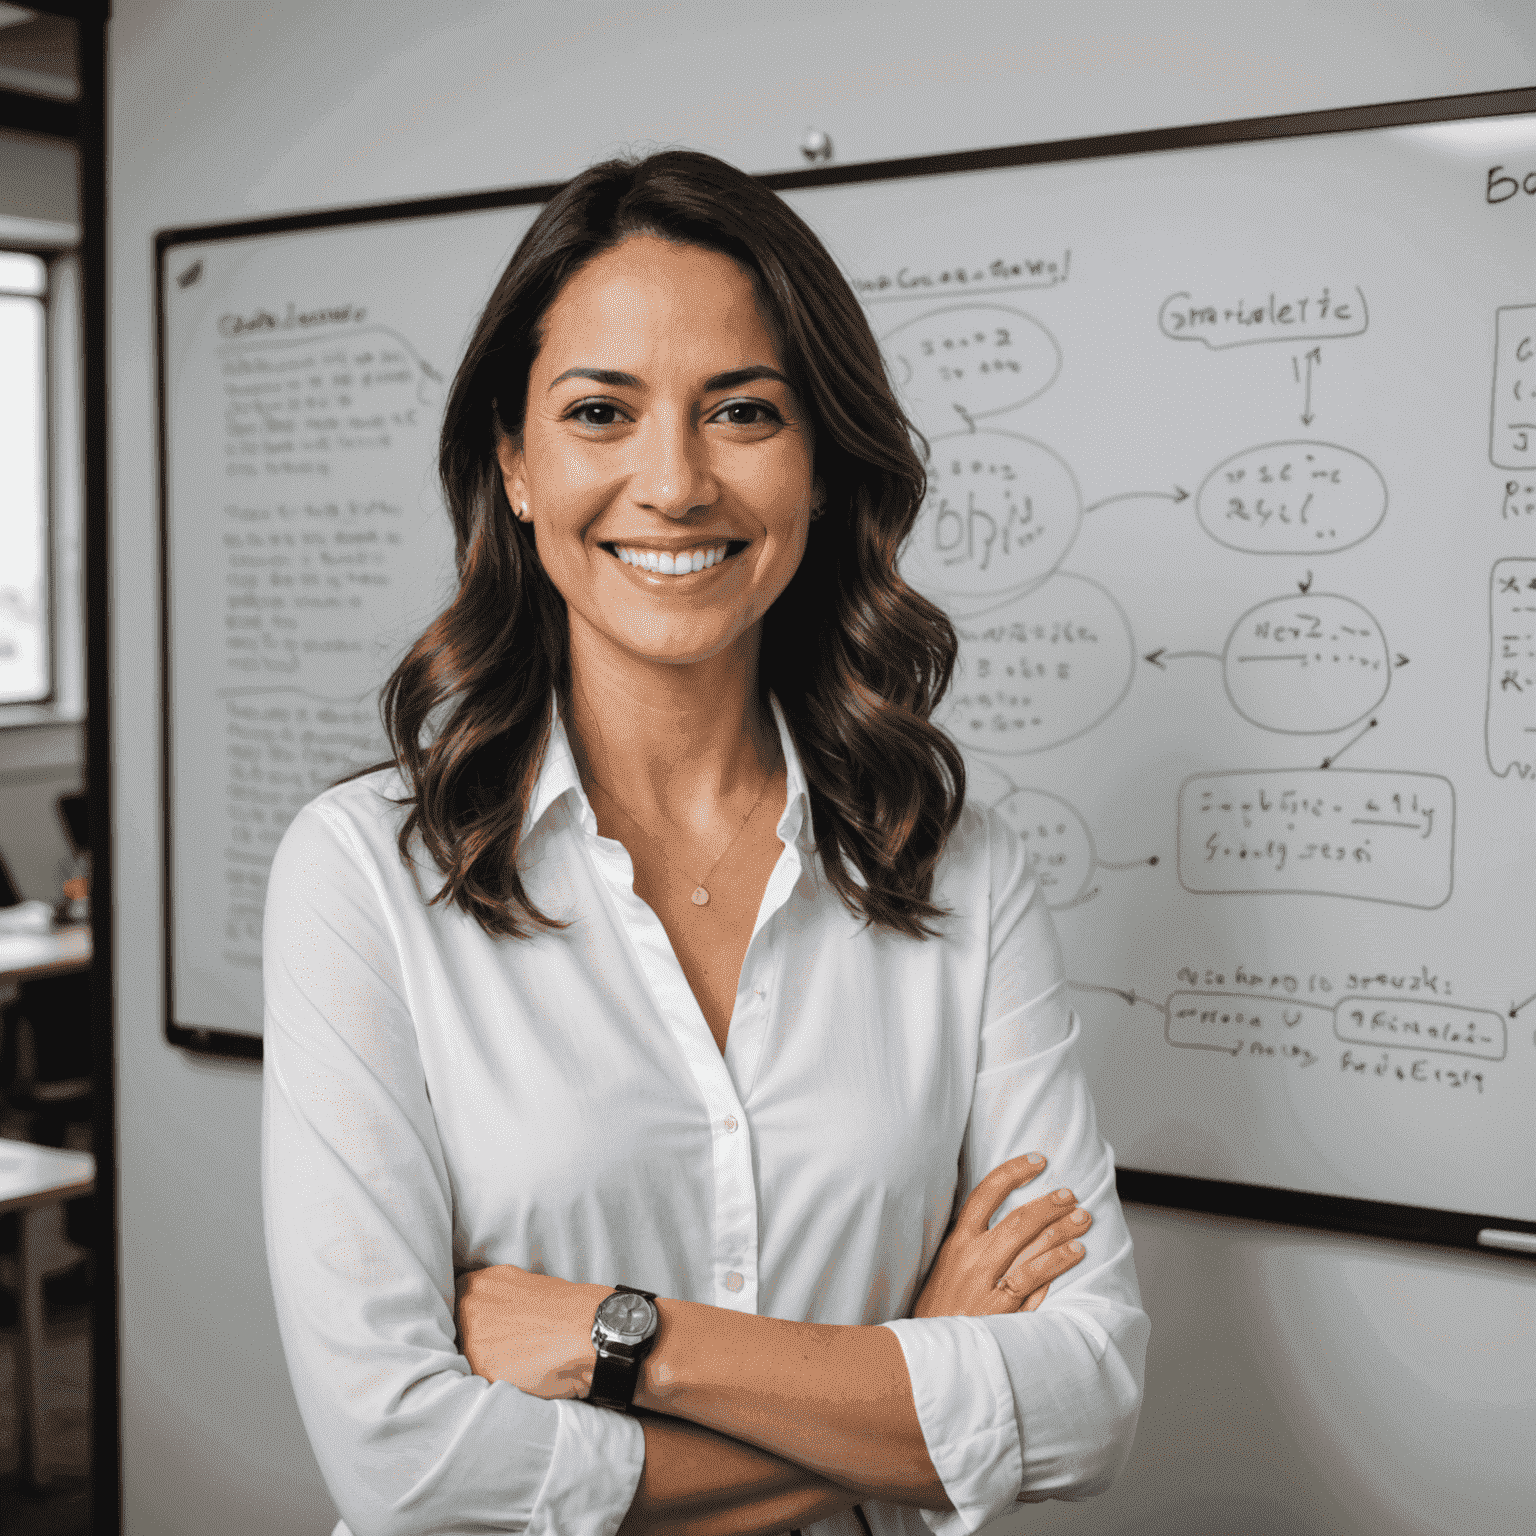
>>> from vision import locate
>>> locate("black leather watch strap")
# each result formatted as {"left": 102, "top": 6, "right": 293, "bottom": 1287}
{"left": 589, "top": 1285, "right": 658, "bottom": 1412}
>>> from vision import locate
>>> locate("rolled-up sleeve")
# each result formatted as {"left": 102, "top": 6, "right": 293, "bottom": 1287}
{"left": 883, "top": 812, "right": 1149, "bottom": 1535}
{"left": 261, "top": 801, "right": 645, "bottom": 1536}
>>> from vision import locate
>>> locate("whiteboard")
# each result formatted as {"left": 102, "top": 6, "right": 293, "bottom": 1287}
{"left": 158, "top": 93, "right": 1536, "bottom": 1248}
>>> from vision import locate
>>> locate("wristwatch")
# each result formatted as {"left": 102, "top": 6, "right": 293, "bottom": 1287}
{"left": 588, "top": 1284, "right": 659, "bottom": 1411}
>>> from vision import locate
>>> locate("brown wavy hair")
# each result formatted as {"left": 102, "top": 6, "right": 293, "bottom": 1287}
{"left": 381, "top": 150, "right": 964, "bottom": 939}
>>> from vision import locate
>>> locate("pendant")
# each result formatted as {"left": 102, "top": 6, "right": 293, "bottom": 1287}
{"left": 691, "top": 886, "right": 710, "bottom": 907}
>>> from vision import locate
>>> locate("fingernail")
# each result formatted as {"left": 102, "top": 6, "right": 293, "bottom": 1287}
{"left": 1066, "top": 1240, "right": 1083, "bottom": 1255}
{"left": 1053, "top": 1188, "right": 1075, "bottom": 1205}
{"left": 1026, "top": 1153, "right": 1045, "bottom": 1166}
{"left": 1069, "top": 1208, "right": 1090, "bottom": 1224}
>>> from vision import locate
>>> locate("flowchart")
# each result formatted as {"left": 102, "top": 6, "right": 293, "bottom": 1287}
{"left": 850, "top": 166, "right": 1535, "bottom": 1205}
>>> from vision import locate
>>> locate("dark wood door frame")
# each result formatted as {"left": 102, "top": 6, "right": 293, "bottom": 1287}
{"left": 14, "top": 3, "right": 117, "bottom": 1531}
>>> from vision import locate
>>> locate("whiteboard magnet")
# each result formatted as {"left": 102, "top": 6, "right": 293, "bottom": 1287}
{"left": 1475, "top": 1228, "right": 1536, "bottom": 1254}
{"left": 801, "top": 128, "right": 833, "bottom": 164}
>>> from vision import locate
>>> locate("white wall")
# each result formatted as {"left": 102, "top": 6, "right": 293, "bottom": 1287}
{"left": 0, "top": 125, "right": 76, "bottom": 236}
{"left": 109, "top": 4, "right": 1536, "bottom": 1533}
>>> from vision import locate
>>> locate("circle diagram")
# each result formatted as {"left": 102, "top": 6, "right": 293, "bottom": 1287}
{"left": 992, "top": 787, "right": 1096, "bottom": 907}
{"left": 1197, "top": 441, "right": 1388, "bottom": 555}
{"left": 1222, "top": 593, "right": 1391, "bottom": 734}
{"left": 882, "top": 303, "right": 1061, "bottom": 425}
{"left": 938, "top": 572, "right": 1135, "bottom": 755}
{"left": 900, "top": 429, "right": 1082, "bottom": 611}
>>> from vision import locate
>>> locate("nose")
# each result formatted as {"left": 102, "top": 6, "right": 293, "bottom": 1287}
{"left": 628, "top": 409, "right": 719, "bottom": 520}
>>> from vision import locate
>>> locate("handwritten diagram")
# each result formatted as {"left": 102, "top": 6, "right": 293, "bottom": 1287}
{"left": 1161, "top": 990, "right": 1501, "bottom": 1067}
{"left": 1071, "top": 982, "right": 1504, "bottom": 1092}
{"left": 1487, "top": 558, "right": 1536, "bottom": 780}
{"left": 850, "top": 176, "right": 1530, "bottom": 1216}
{"left": 937, "top": 575, "right": 1135, "bottom": 754}
{"left": 1196, "top": 442, "right": 1387, "bottom": 555}
{"left": 178, "top": 310, "right": 454, "bottom": 981}
{"left": 979, "top": 780, "right": 1158, "bottom": 908}
{"left": 1176, "top": 769, "right": 1453, "bottom": 908}
{"left": 881, "top": 305, "right": 1061, "bottom": 428}
{"left": 1157, "top": 284, "right": 1368, "bottom": 349}
{"left": 1490, "top": 304, "right": 1536, "bottom": 467}
{"left": 900, "top": 430, "right": 1082, "bottom": 606}
{"left": 211, "top": 327, "right": 450, "bottom": 966}
{"left": 1153, "top": 592, "right": 1393, "bottom": 736}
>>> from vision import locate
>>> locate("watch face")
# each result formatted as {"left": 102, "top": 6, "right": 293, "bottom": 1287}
{"left": 596, "top": 1291, "right": 655, "bottom": 1341}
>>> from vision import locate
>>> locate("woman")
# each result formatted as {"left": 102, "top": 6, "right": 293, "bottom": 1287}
{"left": 262, "top": 150, "right": 1147, "bottom": 1536}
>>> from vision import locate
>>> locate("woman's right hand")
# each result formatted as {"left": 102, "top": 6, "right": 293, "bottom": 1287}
{"left": 911, "top": 1152, "right": 1090, "bottom": 1318}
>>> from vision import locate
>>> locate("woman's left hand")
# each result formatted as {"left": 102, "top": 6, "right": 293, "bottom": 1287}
{"left": 455, "top": 1265, "right": 613, "bottom": 1398}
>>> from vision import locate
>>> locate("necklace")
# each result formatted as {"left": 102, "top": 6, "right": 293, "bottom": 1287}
{"left": 588, "top": 765, "right": 778, "bottom": 908}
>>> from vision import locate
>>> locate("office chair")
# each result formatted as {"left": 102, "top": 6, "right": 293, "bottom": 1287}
{"left": 0, "top": 970, "right": 94, "bottom": 1147}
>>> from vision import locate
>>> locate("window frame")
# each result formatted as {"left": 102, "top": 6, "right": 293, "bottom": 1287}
{"left": 0, "top": 236, "right": 83, "bottom": 729}
{"left": 0, "top": 244, "right": 55, "bottom": 709}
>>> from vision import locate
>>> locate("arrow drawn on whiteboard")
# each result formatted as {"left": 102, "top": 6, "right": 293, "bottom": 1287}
{"left": 1320, "top": 716, "right": 1377, "bottom": 769}
{"left": 1142, "top": 648, "right": 1221, "bottom": 670}
{"left": 1172, "top": 1037, "right": 1244, "bottom": 1057}
{"left": 1508, "top": 990, "right": 1536, "bottom": 1019}
{"left": 1068, "top": 981, "right": 1140, "bottom": 1007}
{"left": 1294, "top": 345, "right": 1321, "bottom": 425}
{"left": 1084, "top": 486, "right": 1189, "bottom": 514}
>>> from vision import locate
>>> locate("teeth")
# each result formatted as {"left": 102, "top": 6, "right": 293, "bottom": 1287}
{"left": 614, "top": 544, "right": 731, "bottom": 575}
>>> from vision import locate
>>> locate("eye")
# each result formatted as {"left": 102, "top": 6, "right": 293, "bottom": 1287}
{"left": 565, "top": 399, "right": 626, "bottom": 427}
{"left": 713, "top": 399, "right": 783, "bottom": 428}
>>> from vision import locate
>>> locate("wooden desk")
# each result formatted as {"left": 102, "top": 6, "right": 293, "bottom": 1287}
{"left": 0, "top": 1137, "right": 95, "bottom": 1490}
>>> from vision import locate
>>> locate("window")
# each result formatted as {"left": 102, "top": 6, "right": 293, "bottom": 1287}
{"left": 0, "top": 249, "right": 50, "bottom": 705}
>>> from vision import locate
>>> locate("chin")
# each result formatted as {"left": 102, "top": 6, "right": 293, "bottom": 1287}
{"left": 615, "top": 623, "right": 753, "bottom": 670}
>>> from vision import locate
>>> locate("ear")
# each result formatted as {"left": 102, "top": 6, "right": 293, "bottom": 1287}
{"left": 809, "top": 476, "right": 827, "bottom": 521}
{"left": 495, "top": 436, "right": 531, "bottom": 521}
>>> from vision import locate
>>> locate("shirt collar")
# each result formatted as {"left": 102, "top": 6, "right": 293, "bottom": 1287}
{"left": 520, "top": 703, "right": 588, "bottom": 841}
{"left": 521, "top": 693, "right": 813, "bottom": 851}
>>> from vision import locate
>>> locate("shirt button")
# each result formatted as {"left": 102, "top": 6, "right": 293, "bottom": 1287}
{"left": 723, "top": 1115, "right": 738, "bottom": 1132}
{"left": 724, "top": 1271, "right": 744, "bottom": 1292}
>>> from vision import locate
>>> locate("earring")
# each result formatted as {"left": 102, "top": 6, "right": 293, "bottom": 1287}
{"left": 518, "top": 501, "right": 531, "bottom": 522}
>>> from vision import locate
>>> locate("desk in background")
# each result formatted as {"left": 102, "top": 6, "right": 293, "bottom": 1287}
{"left": 0, "top": 1136, "right": 94, "bottom": 1489}
{"left": 0, "top": 925, "right": 92, "bottom": 1004}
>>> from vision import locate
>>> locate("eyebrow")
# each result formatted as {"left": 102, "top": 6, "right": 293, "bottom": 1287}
{"left": 547, "top": 364, "right": 792, "bottom": 393}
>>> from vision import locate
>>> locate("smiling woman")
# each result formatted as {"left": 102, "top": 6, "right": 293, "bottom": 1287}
{"left": 261, "top": 151, "right": 1147, "bottom": 1536}
{"left": 396, "top": 156, "right": 969, "bottom": 950}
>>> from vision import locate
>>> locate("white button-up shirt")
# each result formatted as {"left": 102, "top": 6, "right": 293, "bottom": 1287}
{"left": 261, "top": 699, "right": 1147, "bottom": 1536}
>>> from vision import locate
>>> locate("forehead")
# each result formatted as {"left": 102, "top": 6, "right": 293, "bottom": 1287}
{"left": 537, "top": 236, "right": 782, "bottom": 368}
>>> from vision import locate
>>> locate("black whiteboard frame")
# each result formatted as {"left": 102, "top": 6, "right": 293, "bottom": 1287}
{"left": 156, "top": 84, "right": 1536, "bottom": 1258}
